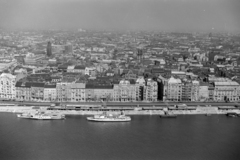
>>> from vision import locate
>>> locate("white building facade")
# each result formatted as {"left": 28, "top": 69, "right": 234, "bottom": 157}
{"left": 166, "top": 77, "right": 182, "bottom": 101}
{"left": 0, "top": 73, "right": 16, "bottom": 100}
{"left": 145, "top": 78, "right": 158, "bottom": 101}
{"left": 213, "top": 81, "right": 240, "bottom": 102}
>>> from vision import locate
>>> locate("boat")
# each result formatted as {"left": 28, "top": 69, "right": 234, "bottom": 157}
{"left": 205, "top": 113, "right": 211, "bottom": 116}
{"left": 226, "top": 112, "right": 239, "bottom": 117}
{"left": 87, "top": 112, "right": 131, "bottom": 122}
{"left": 160, "top": 111, "right": 177, "bottom": 118}
{"left": 17, "top": 111, "right": 65, "bottom": 120}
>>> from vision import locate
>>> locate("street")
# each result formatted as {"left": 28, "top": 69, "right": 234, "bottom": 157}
{"left": 0, "top": 100, "right": 239, "bottom": 107}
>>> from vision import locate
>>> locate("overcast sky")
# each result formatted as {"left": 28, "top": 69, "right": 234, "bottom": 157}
{"left": 0, "top": 0, "right": 240, "bottom": 33}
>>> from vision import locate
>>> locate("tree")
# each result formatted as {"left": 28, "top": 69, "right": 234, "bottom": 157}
{"left": 106, "top": 94, "right": 111, "bottom": 102}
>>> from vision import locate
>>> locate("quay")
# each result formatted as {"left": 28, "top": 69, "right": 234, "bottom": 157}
{"left": 0, "top": 102, "right": 240, "bottom": 116}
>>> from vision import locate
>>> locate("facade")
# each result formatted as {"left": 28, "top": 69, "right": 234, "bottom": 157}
{"left": 30, "top": 82, "right": 45, "bottom": 101}
{"left": 70, "top": 82, "right": 86, "bottom": 102}
{"left": 208, "top": 84, "right": 214, "bottom": 101}
{"left": 199, "top": 83, "right": 209, "bottom": 101}
{"left": 67, "top": 66, "right": 75, "bottom": 73}
{"left": 0, "top": 73, "right": 16, "bottom": 100}
{"left": 85, "top": 67, "right": 95, "bottom": 76}
{"left": 73, "top": 65, "right": 85, "bottom": 74}
{"left": 85, "top": 86, "right": 95, "bottom": 101}
{"left": 44, "top": 85, "right": 57, "bottom": 102}
{"left": 135, "top": 77, "right": 146, "bottom": 101}
{"left": 51, "top": 76, "right": 62, "bottom": 83}
{"left": 56, "top": 82, "right": 71, "bottom": 102}
{"left": 166, "top": 77, "right": 182, "bottom": 101}
{"left": 15, "top": 82, "right": 31, "bottom": 101}
{"left": 191, "top": 80, "right": 200, "bottom": 101}
{"left": 158, "top": 75, "right": 168, "bottom": 101}
{"left": 93, "top": 85, "right": 113, "bottom": 101}
{"left": 182, "top": 81, "right": 192, "bottom": 101}
{"left": 145, "top": 78, "right": 158, "bottom": 101}
{"left": 213, "top": 81, "right": 240, "bottom": 102}
{"left": 181, "top": 80, "right": 199, "bottom": 101}
{"left": 113, "top": 79, "right": 136, "bottom": 102}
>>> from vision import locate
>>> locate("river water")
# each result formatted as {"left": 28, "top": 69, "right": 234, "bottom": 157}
{"left": 0, "top": 113, "right": 240, "bottom": 160}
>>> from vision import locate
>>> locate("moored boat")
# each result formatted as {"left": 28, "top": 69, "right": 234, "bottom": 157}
{"left": 87, "top": 112, "right": 131, "bottom": 122}
{"left": 160, "top": 111, "right": 177, "bottom": 118}
{"left": 17, "top": 111, "right": 65, "bottom": 120}
{"left": 226, "top": 112, "right": 239, "bottom": 117}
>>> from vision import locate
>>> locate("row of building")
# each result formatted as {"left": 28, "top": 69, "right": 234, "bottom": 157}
{"left": 163, "top": 77, "right": 240, "bottom": 102}
{"left": 0, "top": 73, "right": 240, "bottom": 102}
{"left": 0, "top": 73, "right": 158, "bottom": 102}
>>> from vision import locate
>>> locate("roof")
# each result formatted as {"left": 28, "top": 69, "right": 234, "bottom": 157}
{"left": 168, "top": 77, "right": 181, "bottom": 83}
{"left": 16, "top": 82, "right": 31, "bottom": 88}
{"left": 200, "top": 82, "right": 209, "bottom": 86}
{"left": 44, "top": 84, "right": 56, "bottom": 88}
{"left": 151, "top": 68, "right": 165, "bottom": 73}
{"left": 58, "top": 65, "right": 68, "bottom": 69}
{"left": 171, "top": 71, "right": 186, "bottom": 75}
{"left": 15, "top": 82, "right": 23, "bottom": 87}
{"left": 30, "top": 82, "right": 45, "bottom": 87}
{"left": 74, "top": 65, "right": 85, "bottom": 69}
{"left": 214, "top": 81, "right": 239, "bottom": 86}
{"left": 0, "top": 73, "right": 16, "bottom": 79}
{"left": 85, "top": 83, "right": 113, "bottom": 89}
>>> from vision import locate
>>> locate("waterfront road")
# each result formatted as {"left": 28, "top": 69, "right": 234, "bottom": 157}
{"left": 0, "top": 100, "right": 239, "bottom": 107}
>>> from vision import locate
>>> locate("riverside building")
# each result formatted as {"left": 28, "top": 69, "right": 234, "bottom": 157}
{"left": 69, "top": 82, "right": 86, "bottom": 102}
{"left": 0, "top": 73, "right": 16, "bottom": 100}
{"left": 166, "top": 77, "right": 182, "bottom": 101}
{"left": 113, "top": 79, "right": 136, "bottom": 102}
{"left": 213, "top": 81, "right": 240, "bottom": 102}
{"left": 135, "top": 76, "right": 146, "bottom": 101}
{"left": 44, "top": 84, "right": 57, "bottom": 102}
{"left": 145, "top": 78, "right": 158, "bottom": 101}
{"left": 15, "top": 82, "right": 31, "bottom": 101}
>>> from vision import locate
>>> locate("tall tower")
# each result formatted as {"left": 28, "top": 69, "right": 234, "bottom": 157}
{"left": 47, "top": 41, "right": 52, "bottom": 57}
{"left": 137, "top": 48, "right": 143, "bottom": 63}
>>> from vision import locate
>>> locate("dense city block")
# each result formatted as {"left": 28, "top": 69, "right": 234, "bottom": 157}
{"left": 0, "top": 29, "right": 240, "bottom": 103}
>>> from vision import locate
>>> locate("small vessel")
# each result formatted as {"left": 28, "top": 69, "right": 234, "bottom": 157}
{"left": 87, "top": 112, "right": 131, "bottom": 122}
{"left": 205, "top": 113, "right": 211, "bottom": 116}
{"left": 160, "top": 111, "right": 177, "bottom": 118}
{"left": 17, "top": 111, "right": 65, "bottom": 120}
{"left": 226, "top": 112, "right": 239, "bottom": 117}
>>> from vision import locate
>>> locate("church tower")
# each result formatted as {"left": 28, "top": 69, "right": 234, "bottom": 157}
{"left": 47, "top": 41, "right": 52, "bottom": 57}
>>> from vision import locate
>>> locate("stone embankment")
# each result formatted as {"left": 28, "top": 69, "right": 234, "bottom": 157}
{"left": 0, "top": 106, "right": 240, "bottom": 115}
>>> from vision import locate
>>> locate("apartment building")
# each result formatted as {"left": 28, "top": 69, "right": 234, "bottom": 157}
{"left": 145, "top": 78, "right": 158, "bottom": 101}
{"left": 166, "top": 77, "right": 182, "bottom": 101}
{"left": 0, "top": 73, "right": 16, "bottom": 100}
{"left": 213, "top": 81, "right": 240, "bottom": 102}
{"left": 113, "top": 79, "right": 136, "bottom": 102}
{"left": 135, "top": 76, "right": 146, "bottom": 101}
{"left": 44, "top": 84, "right": 57, "bottom": 102}
{"left": 70, "top": 82, "right": 86, "bottom": 102}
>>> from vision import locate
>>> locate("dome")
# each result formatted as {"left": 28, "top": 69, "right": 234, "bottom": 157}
{"left": 168, "top": 77, "right": 181, "bottom": 84}
{"left": 119, "top": 79, "right": 130, "bottom": 85}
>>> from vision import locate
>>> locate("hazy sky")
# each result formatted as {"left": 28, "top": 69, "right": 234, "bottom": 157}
{"left": 0, "top": 0, "right": 240, "bottom": 32}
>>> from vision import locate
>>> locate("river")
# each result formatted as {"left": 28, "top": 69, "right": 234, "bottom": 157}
{"left": 0, "top": 113, "right": 240, "bottom": 160}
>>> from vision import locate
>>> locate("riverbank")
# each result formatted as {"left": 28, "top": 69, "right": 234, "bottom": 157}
{"left": 1, "top": 106, "right": 240, "bottom": 115}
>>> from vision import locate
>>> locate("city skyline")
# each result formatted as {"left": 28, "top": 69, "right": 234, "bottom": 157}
{"left": 0, "top": 0, "right": 240, "bottom": 33}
